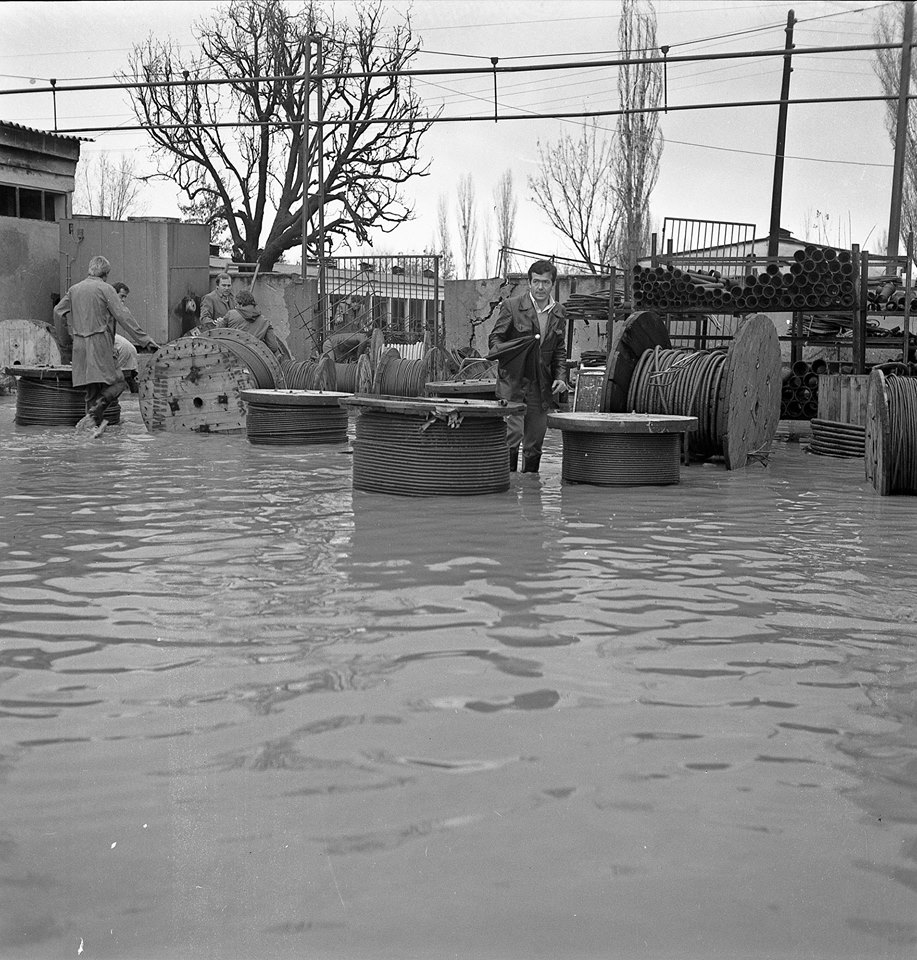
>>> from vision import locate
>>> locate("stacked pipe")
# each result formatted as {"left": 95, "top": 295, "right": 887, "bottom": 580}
{"left": 563, "top": 288, "right": 623, "bottom": 328}
{"left": 867, "top": 274, "right": 917, "bottom": 314}
{"left": 633, "top": 246, "right": 855, "bottom": 312}
{"left": 780, "top": 359, "right": 823, "bottom": 420}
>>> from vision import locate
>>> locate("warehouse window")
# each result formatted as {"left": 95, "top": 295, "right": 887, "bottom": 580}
{"left": 0, "top": 183, "right": 65, "bottom": 221}
{"left": 0, "top": 184, "right": 15, "bottom": 217}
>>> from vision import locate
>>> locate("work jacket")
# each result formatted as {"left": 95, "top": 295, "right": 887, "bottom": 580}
{"left": 488, "top": 293, "right": 567, "bottom": 409}
{"left": 54, "top": 276, "right": 152, "bottom": 344}
{"left": 200, "top": 290, "right": 236, "bottom": 328}
{"left": 219, "top": 305, "right": 290, "bottom": 358}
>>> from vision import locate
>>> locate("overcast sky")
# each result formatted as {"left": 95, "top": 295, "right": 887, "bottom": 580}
{"left": 0, "top": 0, "right": 903, "bottom": 268}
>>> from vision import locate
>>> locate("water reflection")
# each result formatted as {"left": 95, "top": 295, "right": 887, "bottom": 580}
{"left": 1, "top": 397, "right": 916, "bottom": 958}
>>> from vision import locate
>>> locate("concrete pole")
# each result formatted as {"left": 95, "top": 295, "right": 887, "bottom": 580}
{"left": 887, "top": 1, "right": 914, "bottom": 266}
{"left": 767, "top": 10, "right": 795, "bottom": 259}
{"left": 300, "top": 38, "right": 311, "bottom": 282}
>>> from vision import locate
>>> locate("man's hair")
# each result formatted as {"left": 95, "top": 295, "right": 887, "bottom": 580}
{"left": 528, "top": 259, "right": 557, "bottom": 283}
{"left": 113, "top": 281, "right": 129, "bottom": 294}
{"left": 88, "top": 256, "right": 111, "bottom": 278}
{"left": 235, "top": 289, "right": 256, "bottom": 307}
{"left": 216, "top": 272, "right": 232, "bottom": 285}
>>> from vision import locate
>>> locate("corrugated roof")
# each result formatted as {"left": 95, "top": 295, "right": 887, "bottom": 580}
{"left": 0, "top": 120, "right": 89, "bottom": 143}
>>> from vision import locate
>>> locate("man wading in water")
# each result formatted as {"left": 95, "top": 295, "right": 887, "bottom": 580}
{"left": 488, "top": 259, "right": 568, "bottom": 472}
{"left": 54, "top": 255, "right": 158, "bottom": 436}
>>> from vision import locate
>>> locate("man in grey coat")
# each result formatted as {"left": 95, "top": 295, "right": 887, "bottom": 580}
{"left": 488, "top": 259, "right": 568, "bottom": 473}
{"left": 54, "top": 255, "right": 158, "bottom": 432}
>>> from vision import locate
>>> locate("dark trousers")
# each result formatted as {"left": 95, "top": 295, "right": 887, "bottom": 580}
{"left": 506, "top": 391, "right": 549, "bottom": 460}
{"left": 85, "top": 380, "right": 126, "bottom": 422}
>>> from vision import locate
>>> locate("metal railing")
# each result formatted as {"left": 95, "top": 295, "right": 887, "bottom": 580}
{"left": 319, "top": 254, "right": 442, "bottom": 350}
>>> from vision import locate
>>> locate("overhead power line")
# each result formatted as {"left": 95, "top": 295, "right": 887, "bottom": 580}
{"left": 42, "top": 92, "right": 917, "bottom": 135}
{"left": 0, "top": 41, "right": 904, "bottom": 96}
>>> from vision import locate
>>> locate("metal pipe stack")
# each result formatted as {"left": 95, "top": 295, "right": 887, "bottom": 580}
{"left": 633, "top": 245, "right": 855, "bottom": 311}
{"left": 780, "top": 359, "right": 823, "bottom": 420}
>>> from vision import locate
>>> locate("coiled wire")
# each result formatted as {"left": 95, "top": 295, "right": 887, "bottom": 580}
{"left": 280, "top": 360, "right": 320, "bottom": 390}
{"left": 15, "top": 376, "right": 121, "bottom": 426}
{"left": 885, "top": 375, "right": 917, "bottom": 492}
{"left": 626, "top": 347, "right": 727, "bottom": 457}
{"left": 335, "top": 362, "right": 358, "bottom": 393}
{"left": 376, "top": 357, "right": 427, "bottom": 397}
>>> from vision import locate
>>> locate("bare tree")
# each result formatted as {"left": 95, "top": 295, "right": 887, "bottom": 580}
{"left": 528, "top": 120, "right": 619, "bottom": 274}
{"left": 123, "top": 0, "right": 434, "bottom": 270}
{"left": 456, "top": 173, "right": 479, "bottom": 279}
{"left": 493, "top": 169, "right": 518, "bottom": 273}
{"left": 482, "top": 214, "right": 495, "bottom": 277}
{"left": 613, "top": 0, "right": 663, "bottom": 277}
{"left": 874, "top": 4, "right": 917, "bottom": 251}
{"left": 436, "top": 193, "right": 456, "bottom": 279}
{"left": 179, "top": 189, "right": 232, "bottom": 253}
{"left": 73, "top": 153, "right": 145, "bottom": 220}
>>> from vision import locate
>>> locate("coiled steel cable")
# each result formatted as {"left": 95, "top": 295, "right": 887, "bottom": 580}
{"left": 335, "top": 362, "right": 358, "bottom": 393}
{"left": 353, "top": 410, "right": 509, "bottom": 496}
{"left": 15, "top": 376, "right": 121, "bottom": 426}
{"left": 280, "top": 359, "right": 319, "bottom": 390}
{"left": 626, "top": 346, "right": 727, "bottom": 457}
{"left": 376, "top": 357, "right": 427, "bottom": 397}
{"left": 885, "top": 375, "right": 917, "bottom": 492}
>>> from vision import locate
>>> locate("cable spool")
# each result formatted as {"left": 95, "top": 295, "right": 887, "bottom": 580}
{"left": 865, "top": 369, "right": 917, "bottom": 494}
{"left": 343, "top": 395, "right": 525, "bottom": 497}
{"left": 139, "top": 337, "right": 253, "bottom": 433}
{"left": 241, "top": 389, "right": 350, "bottom": 445}
{"left": 547, "top": 412, "right": 697, "bottom": 486}
{"left": 334, "top": 362, "right": 358, "bottom": 393}
{"left": 7, "top": 366, "right": 121, "bottom": 426}
{"left": 198, "top": 327, "right": 286, "bottom": 388}
{"left": 279, "top": 354, "right": 336, "bottom": 391}
{"left": 602, "top": 311, "right": 781, "bottom": 468}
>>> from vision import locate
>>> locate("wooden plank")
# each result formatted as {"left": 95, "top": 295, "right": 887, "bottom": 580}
{"left": 817, "top": 374, "right": 869, "bottom": 425}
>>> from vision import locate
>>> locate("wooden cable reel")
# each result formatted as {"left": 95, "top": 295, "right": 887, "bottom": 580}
{"left": 197, "top": 327, "right": 286, "bottom": 388}
{"left": 139, "top": 337, "right": 253, "bottom": 433}
{"left": 601, "top": 311, "right": 781, "bottom": 469}
{"left": 865, "top": 368, "right": 917, "bottom": 495}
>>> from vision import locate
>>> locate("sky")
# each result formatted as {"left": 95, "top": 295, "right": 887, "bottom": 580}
{"left": 0, "top": 0, "right": 905, "bottom": 270}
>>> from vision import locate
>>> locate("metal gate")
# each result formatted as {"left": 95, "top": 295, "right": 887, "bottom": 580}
{"left": 317, "top": 255, "right": 441, "bottom": 350}
{"left": 659, "top": 218, "right": 756, "bottom": 278}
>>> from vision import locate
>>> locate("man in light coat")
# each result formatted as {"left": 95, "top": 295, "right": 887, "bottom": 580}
{"left": 54, "top": 256, "right": 158, "bottom": 431}
{"left": 488, "top": 259, "right": 568, "bottom": 473}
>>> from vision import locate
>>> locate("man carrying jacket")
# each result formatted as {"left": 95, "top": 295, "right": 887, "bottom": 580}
{"left": 488, "top": 259, "right": 568, "bottom": 473}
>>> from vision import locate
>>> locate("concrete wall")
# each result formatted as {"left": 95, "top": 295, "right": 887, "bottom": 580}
{"left": 0, "top": 217, "right": 60, "bottom": 323}
{"left": 443, "top": 274, "right": 610, "bottom": 362}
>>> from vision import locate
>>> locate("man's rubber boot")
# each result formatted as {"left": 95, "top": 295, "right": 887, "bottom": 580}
{"left": 521, "top": 453, "right": 541, "bottom": 473}
{"left": 508, "top": 447, "right": 519, "bottom": 472}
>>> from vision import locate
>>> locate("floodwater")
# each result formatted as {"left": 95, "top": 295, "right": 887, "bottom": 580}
{"left": 1, "top": 393, "right": 915, "bottom": 960}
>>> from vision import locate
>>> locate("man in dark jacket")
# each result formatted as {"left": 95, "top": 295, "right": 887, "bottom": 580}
{"left": 199, "top": 273, "right": 236, "bottom": 329}
{"left": 488, "top": 259, "right": 568, "bottom": 472}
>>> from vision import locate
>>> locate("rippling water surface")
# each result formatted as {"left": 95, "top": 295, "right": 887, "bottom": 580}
{"left": 1, "top": 394, "right": 916, "bottom": 960}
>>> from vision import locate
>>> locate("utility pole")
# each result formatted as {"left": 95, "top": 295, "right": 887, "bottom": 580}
{"left": 887, "top": 0, "right": 914, "bottom": 266}
{"left": 767, "top": 10, "right": 795, "bottom": 258}
{"left": 300, "top": 37, "right": 311, "bottom": 282}
{"left": 316, "top": 36, "right": 327, "bottom": 344}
